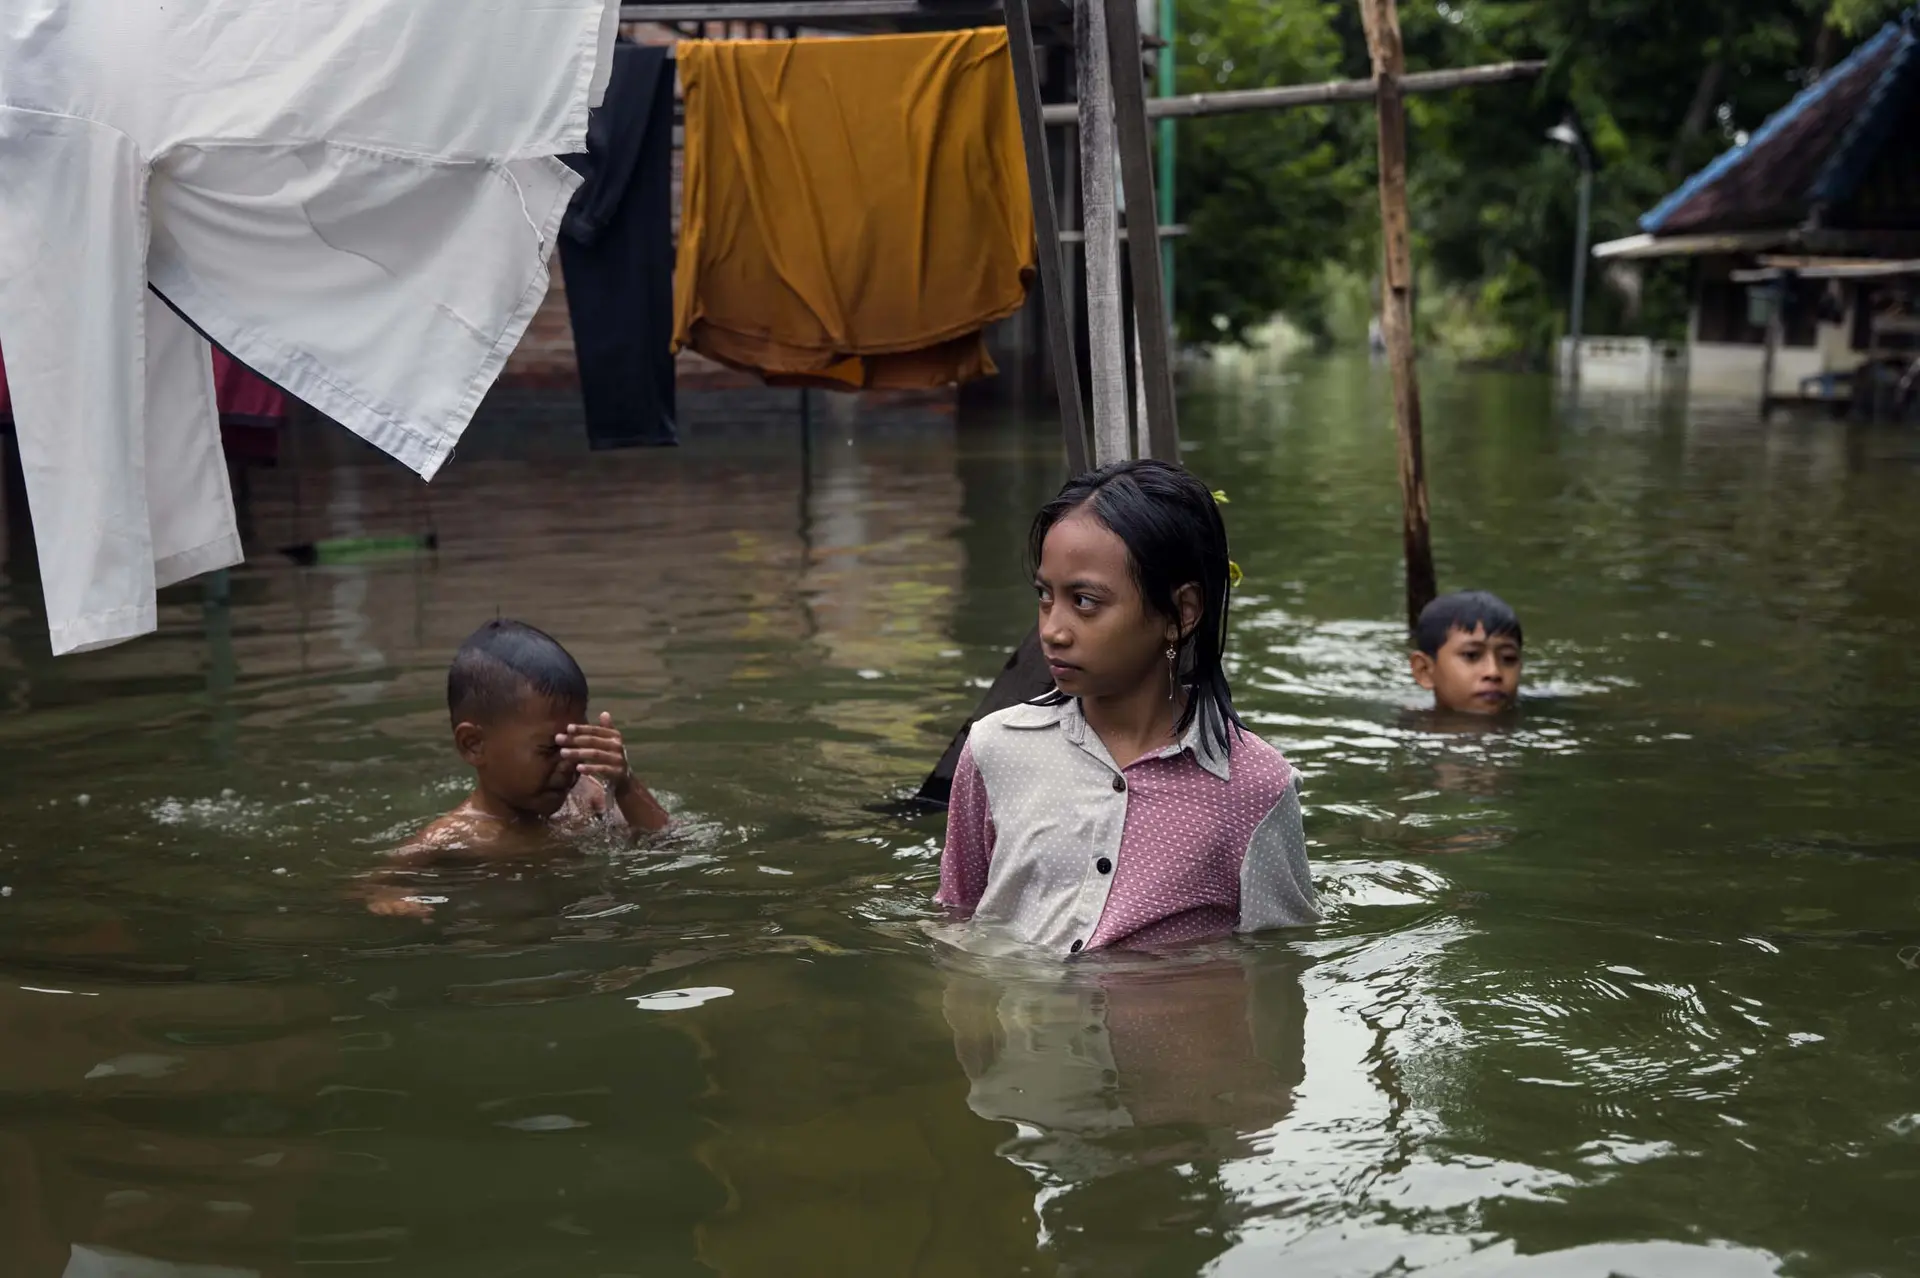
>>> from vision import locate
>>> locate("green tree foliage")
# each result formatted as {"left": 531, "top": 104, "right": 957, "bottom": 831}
{"left": 1168, "top": 0, "right": 1901, "bottom": 358}
{"left": 1827, "top": 0, "right": 1906, "bottom": 34}
{"left": 1171, "top": 0, "right": 1368, "bottom": 343}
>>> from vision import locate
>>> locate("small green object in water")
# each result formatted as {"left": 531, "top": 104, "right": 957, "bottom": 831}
{"left": 280, "top": 532, "right": 438, "bottom": 567}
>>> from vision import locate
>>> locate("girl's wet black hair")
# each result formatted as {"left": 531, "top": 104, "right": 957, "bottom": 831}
{"left": 1027, "top": 459, "right": 1243, "bottom": 756}
{"left": 448, "top": 619, "right": 589, "bottom": 727}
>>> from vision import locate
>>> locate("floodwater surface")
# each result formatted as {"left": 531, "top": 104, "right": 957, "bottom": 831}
{"left": 1, "top": 357, "right": 1918, "bottom": 1277}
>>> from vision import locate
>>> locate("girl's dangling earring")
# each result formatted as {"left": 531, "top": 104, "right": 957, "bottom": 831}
{"left": 1166, "top": 643, "right": 1179, "bottom": 701}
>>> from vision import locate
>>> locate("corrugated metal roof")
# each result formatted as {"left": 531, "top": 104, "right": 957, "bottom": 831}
{"left": 1641, "top": 15, "right": 1912, "bottom": 236}
{"left": 1812, "top": 23, "right": 1920, "bottom": 209}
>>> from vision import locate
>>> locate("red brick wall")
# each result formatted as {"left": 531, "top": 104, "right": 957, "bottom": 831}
{"left": 504, "top": 25, "right": 677, "bottom": 388}
{"left": 506, "top": 263, "right": 581, "bottom": 387}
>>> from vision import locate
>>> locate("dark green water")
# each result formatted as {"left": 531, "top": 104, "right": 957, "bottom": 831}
{"left": 2, "top": 356, "right": 1918, "bottom": 1277}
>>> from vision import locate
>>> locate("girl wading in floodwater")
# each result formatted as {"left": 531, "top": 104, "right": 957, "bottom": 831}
{"left": 935, "top": 460, "right": 1320, "bottom": 956}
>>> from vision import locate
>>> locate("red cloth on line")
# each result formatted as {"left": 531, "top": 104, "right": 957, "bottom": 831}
{"left": 210, "top": 349, "right": 287, "bottom": 426}
{"left": 0, "top": 344, "right": 286, "bottom": 463}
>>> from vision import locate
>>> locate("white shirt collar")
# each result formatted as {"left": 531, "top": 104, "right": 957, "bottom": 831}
{"left": 1001, "top": 696, "right": 1232, "bottom": 782}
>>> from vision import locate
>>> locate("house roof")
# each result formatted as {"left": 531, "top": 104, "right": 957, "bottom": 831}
{"left": 1640, "top": 11, "right": 1920, "bottom": 238}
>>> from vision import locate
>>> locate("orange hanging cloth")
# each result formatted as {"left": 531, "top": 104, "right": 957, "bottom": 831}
{"left": 672, "top": 29, "right": 1035, "bottom": 390}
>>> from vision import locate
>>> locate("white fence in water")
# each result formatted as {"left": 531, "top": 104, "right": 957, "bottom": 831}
{"left": 1557, "top": 336, "right": 1689, "bottom": 390}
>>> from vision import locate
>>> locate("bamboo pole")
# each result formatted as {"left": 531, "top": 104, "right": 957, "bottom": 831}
{"left": 1103, "top": 0, "right": 1179, "bottom": 460}
{"left": 1063, "top": 124, "right": 1082, "bottom": 387}
{"left": 1057, "top": 224, "right": 1187, "bottom": 242}
{"left": 913, "top": 3, "right": 1089, "bottom": 807}
{"left": 1077, "top": 0, "right": 1131, "bottom": 465}
{"left": 1359, "top": 0, "right": 1437, "bottom": 630}
{"left": 1003, "top": 0, "right": 1091, "bottom": 473}
{"left": 1039, "top": 61, "right": 1546, "bottom": 124}
{"left": 658, "top": 62, "right": 1547, "bottom": 135}
{"left": 1760, "top": 288, "right": 1782, "bottom": 418}
{"left": 1131, "top": 316, "right": 1150, "bottom": 458}
{"left": 1156, "top": 0, "right": 1176, "bottom": 312}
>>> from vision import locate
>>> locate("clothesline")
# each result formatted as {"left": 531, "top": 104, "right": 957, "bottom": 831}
{"left": 642, "top": 47, "right": 1543, "bottom": 133}
{"left": 1041, "top": 60, "right": 1546, "bottom": 124}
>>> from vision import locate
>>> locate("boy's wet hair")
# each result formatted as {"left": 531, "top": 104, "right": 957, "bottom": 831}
{"left": 1414, "top": 591, "right": 1524, "bottom": 656}
{"left": 1028, "top": 459, "right": 1243, "bottom": 756}
{"left": 448, "top": 619, "right": 588, "bottom": 726}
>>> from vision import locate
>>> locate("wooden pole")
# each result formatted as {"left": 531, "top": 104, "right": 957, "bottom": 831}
{"left": 1058, "top": 224, "right": 1188, "bottom": 243}
{"left": 1760, "top": 286, "right": 1782, "bottom": 418}
{"left": 1039, "top": 61, "right": 1546, "bottom": 124}
{"left": 1103, "top": 0, "right": 1180, "bottom": 461}
{"left": 912, "top": 6, "right": 1093, "bottom": 809}
{"left": 1131, "top": 315, "right": 1150, "bottom": 458}
{"left": 1156, "top": 0, "right": 1176, "bottom": 322}
{"left": 1567, "top": 164, "right": 1592, "bottom": 381}
{"left": 1063, "top": 123, "right": 1083, "bottom": 392}
{"left": 1003, "top": 0, "right": 1091, "bottom": 474}
{"left": 1077, "top": 0, "right": 1131, "bottom": 465}
{"left": 1359, "top": 0, "right": 1437, "bottom": 630}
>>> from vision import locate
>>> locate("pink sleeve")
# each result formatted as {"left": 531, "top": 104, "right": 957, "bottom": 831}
{"left": 934, "top": 740, "right": 995, "bottom": 915}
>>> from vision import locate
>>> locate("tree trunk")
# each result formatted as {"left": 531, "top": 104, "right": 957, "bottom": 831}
{"left": 1667, "top": 56, "right": 1725, "bottom": 180}
{"left": 1668, "top": 7, "right": 1740, "bottom": 180}
{"left": 1811, "top": 19, "right": 1837, "bottom": 75}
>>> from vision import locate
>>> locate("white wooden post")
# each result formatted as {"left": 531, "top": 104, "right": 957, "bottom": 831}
{"left": 1076, "top": 0, "right": 1131, "bottom": 464}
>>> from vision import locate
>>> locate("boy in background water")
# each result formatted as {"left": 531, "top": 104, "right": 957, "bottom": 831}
{"left": 1410, "top": 590, "right": 1524, "bottom": 715}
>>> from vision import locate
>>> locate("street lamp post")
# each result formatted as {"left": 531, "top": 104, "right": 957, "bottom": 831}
{"left": 1548, "top": 118, "right": 1593, "bottom": 382}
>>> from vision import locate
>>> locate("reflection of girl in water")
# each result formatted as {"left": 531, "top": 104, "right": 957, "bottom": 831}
{"left": 936, "top": 461, "right": 1319, "bottom": 957}
{"left": 941, "top": 949, "right": 1307, "bottom": 1276}
{"left": 943, "top": 951, "right": 1306, "bottom": 1155}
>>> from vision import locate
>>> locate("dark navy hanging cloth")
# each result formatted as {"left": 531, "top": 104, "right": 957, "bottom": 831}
{"left": 560, "top": 41, "right": 679, "bottom": 449}
{"left": 913, "top": 628, "right": 1054, "bottom": 807}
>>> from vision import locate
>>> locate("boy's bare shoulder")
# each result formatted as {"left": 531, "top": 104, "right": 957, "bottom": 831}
{"left": 390, "top": 791, "right": 610, "bottom": 866}
{"left": 388, "top": 807, "right": 508, "bottom": 865}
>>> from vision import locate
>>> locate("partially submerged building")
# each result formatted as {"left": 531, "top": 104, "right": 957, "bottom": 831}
{"left": 1591, "top": 10, "right": 1920, "bottom": 408}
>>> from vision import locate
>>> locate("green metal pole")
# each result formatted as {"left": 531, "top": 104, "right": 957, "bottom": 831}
{"left": 1157, "top": 0, "right": 1176, "bottom": 330}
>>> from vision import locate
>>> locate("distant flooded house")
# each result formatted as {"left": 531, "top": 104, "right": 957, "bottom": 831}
{"left": 1589, "top": 12, "right": 1920, "bottom": 408}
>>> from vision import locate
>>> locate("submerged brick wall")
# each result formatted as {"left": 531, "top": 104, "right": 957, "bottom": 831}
{"left": 508, "top": 264, "right": 582, "bottom": 387}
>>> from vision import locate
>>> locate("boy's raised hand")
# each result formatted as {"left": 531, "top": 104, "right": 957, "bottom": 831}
{"left": 559, "top": 712, "right": 634, "bottom": 796}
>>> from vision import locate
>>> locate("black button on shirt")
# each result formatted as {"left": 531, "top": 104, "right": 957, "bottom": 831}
{"left": 1096, "top": 857, "right": 1112, "bottom": 875}
{"left": 1111, "top": 775, "right": 1126, "bottom": 793}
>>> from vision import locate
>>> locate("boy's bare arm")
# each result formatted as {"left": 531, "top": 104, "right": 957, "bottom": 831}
{"left": 612, "top": 775, "right": 670, "bottom": 833}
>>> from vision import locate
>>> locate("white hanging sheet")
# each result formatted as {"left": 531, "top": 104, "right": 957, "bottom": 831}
{"left": 0, "top": 0, "right": 618, "bottom": 654}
